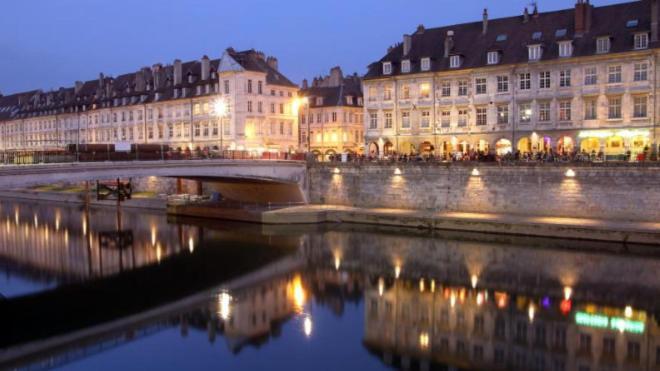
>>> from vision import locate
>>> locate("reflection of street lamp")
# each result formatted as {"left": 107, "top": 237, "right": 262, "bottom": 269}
{"left": 212, "top": 98, "right": 228, "bottom": 153}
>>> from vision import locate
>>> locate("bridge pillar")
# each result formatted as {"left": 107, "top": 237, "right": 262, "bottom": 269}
{"left": 176, "top": 178, "right": 183, "bottom": 195}
{"left": 196, "top": 180, "right": 203, "bottom": 196}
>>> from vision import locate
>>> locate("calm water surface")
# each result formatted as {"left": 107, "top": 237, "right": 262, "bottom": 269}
{"left": 0, "top": 199, "right": 658, "bottom": 371}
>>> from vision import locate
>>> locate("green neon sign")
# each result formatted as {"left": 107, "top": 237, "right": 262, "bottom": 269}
{"left": 575, "top": 312, "right": 645, "bottom": 334}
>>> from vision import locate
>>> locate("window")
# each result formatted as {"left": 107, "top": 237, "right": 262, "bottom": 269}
{"left": 258, "top": 101, "right": 263, "bottom": 113}
{"left": 559, "top": 100, "right": 572, "bottom": 121}
{"left": 401, "top": 111, "right": 410, "bottom": 128}
{"left": 247, "top": 80, "right": 253, "bottom": 94}
{"left": 539, "top": 101, "right": 550, "bottom": 122}
{"left": 421, "top": 111, "right": 430, "bottom": 128}
{"left": 441, "top": 111, "right": 450, "bottom": 127}
{"left": 634, "top": 95, "right": 647, "bottom": 118}
{"left": 559, "top": 70, "right": 571, "bottom": 87}
{"left": 476, "top": 107, "right": 487, "bottom": 126}
{"left": 603, "top": 338, "right": 615, "bottom": 357}
{"left": 402, "top": 85, "right": 410, "bottom": 99}
{"left": 532, "top": 31, "right": 542, "bottom": 40}
{"left": 383, "top": 62, "right": 392, "bottom": 75}
{"left": 627, "top": 19, "right": 639, "bottom": 28}
{"left": 584, "top": 67, "right": 597, "bottom": 85}
{"left": 368, "top": 87, "right": 377, "bottom": 102}
{"left": 608, "top": 65, "right": 622, "bottom": 83}
{"left": 487, "top": 51, "right": 499, "bottom": 65}
{"left": 384, "top": 86, "right": 393, "bottom": 101}
{"left": 450, "top": 55, "right": 461, "bottom": 68}
{"left": 258, "top": 81, "right": 263, "bottom": 94}
{"left": 332, "top": 112, "right": 337, "bottom": 122}
{"left": 584, "top": 98, "right": 597, "bottom": 120}
{"left": 555, "top": 28, "right": 567, "bottom": 38}
{"left": 419, "top": 83, "right": 431, "bottom": 99}
{"left": 558, "top": 41, "right": 573, "bottom": 57}
{"left": 458, "top": 109, "right": 468, "bottom": 127}
{"left": 597, "top": 37, "right": 611, "bottom": 53}
{"left": 634, "top": 33, "right": 649, "bottom": 49}
{"left": 520, "top": 103, "right": 532, "bottom": 123}
{"left": 539, "top": 71, "right": 551, "bottom": 89}
{"left": 497, "top": 75, "right": 509, "bottom": 93}
{"left": 421, "top": 57, "right": 431, "bottom": 71}
{"left": 634, "top": 63, "right": 648, "bottom": 81}
{"left": 224, "top": 80, "right": 230, "bottom": 94}
{"left": 369, "top": 112, "right": 378, "bottom": 129}
{"left": 247, "top": 100, "right": 253, "bottom": 113}
{"left": 579, "top": 333, "right": 592, "bottom": 354}
{"left": 458, "top": 80, "right": 468, "bottom": 96}
{"left": 384, "top": 112, "right": 393, "bottom": 128}
{"left": 441, "top": 81, "right": 451, "bottom": 97}
{"left": 628, "top": 341, "right": 641, "bottom": 362}
{"left": 528, "top": 45, "right": 542, "bottom": 61}
{"left": 497, "top": 105, "right": 509, "bottom": 124}
{"left": 475, "top": 78, "right": 487, "bottom": 95}
{"left": 401, "top": 60, "right": 411, "bottom": 73}
{"left": 519, "top": 73, "right": 531, "bottom": 90}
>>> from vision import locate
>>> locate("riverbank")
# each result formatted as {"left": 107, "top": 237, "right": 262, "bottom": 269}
{"left": 0, "top": 190, "right": 165, "bottom": 210}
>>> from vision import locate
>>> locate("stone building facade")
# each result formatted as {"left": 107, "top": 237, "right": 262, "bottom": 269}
{"left": 363, "top": 0, "right": 659, "bottom": 159}
{"left": 0, "top": 48, "right": 299, "bottom": 154}
{"left": 298, "top": 67, "right": 364, "bottom": 158}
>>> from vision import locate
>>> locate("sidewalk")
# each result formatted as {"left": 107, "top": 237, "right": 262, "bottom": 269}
{"left": 263, "top": 205, "right": 660, "bottom": 245}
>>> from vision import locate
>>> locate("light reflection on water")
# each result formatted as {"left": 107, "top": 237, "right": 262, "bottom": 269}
{"left": 0, "top": 199, "right": 659, "bottom": 371}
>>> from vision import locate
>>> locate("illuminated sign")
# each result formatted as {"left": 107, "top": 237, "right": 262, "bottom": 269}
{"left": 575, "top": 311, "right": 645, "bottom": 334}
{"left": 577, "top": 129, "right": 650, "bottom": 139}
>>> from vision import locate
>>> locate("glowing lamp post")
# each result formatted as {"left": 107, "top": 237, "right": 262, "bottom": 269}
{"left": 212, "top": 98, "right": 229, "bottom": 155}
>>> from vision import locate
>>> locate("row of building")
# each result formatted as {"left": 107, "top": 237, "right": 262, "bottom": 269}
{"left": 1, "top": 0, "right": 659, "bottom": 158}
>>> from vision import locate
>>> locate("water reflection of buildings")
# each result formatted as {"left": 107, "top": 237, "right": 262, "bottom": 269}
{"left": 0, "top": 200, "right": 199, "bottom": 283}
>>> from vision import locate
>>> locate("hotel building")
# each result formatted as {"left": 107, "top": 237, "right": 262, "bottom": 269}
{"left": 0, "top": 48, "right": 299, "bottom": 153}
{"left": 298, "top": 67, "right": 364, "bottom": 157}
{"left": 363, "top": 0, "right": 659, "bottom": 159}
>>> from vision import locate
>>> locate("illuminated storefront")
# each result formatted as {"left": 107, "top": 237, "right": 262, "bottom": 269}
{"left": 578, "top": 129, "right": 651, "bottom": 158}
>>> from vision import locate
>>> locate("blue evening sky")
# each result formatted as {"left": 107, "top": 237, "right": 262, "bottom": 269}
{"left": 0, "top": 0, "right": 628, "bottom": 95}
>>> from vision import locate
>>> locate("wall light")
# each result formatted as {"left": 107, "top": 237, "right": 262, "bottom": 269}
{"left": 332, "top": 167, "right": 341, "bottom": 174}
{"left": 565, "top": 169, "right": 576, "bottom": 177}
{"left": 471, "top": 168, "right": 480, "bottom": 177}
{"left": 394, "top": 168, "right": 402, "bottom": 175}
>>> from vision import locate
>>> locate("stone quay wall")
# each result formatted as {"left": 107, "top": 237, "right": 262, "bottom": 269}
{"left": 308, "top": 163, "right": 660, "bottom": 222}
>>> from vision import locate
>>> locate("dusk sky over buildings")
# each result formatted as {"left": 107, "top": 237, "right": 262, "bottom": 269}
{"left": 1, "top": 0, "right": 628, "bottom": 95}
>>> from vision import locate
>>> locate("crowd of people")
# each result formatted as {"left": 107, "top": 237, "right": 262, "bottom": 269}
{"left": 324, "top": 146, "right": 656, "bottom": 164}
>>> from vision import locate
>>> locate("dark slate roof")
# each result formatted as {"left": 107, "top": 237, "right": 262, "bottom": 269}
{"left": 299, "top": 76, "right": 363, "bottom": 108}
{"left": 0, "top": 48, "right": 295, "bottom": 122}
{"left": 365, "top": 0, "right": 656, "bottom": 79}
{"left": 227, "top": 49, "right": 297, "bottom": 88}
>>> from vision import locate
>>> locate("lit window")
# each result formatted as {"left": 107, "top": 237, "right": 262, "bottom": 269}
{"left": 384, "top": 86, "right": 393, "bottom": 101}
{"left": 402, "top": 85, "right": 410, "bottom": 99}
{"left": 597, "top": 37, "right": 611, "bottom": 54}
{"left": 383, "top": 62, "right": 392, "bottom": 75}
{"left": 419, "top": 83, "right": 431, "bottom": 99}
{"left": 487, "top": 51, "right": 500, "bottom": 65}
{"left": 450, "top": 55, "right": 461, "bottom": 68}
{"left": 497, "top": 105, "right": 509, "bottom": 124}
{"left": 401, "top": 60, "right": 411, "bottom": 73}
{"left": 519, "top": 103, "right": 532, "bottom": 123}
{"left": 528, "top": 45, "right": 542, "bottom": 61}
{"left": 421, "top": 57, "right": 431, "bottom": 71}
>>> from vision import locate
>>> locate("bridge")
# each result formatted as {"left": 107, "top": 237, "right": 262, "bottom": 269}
{"left": 0, "top": 159, "right": 309, "bottom": 204}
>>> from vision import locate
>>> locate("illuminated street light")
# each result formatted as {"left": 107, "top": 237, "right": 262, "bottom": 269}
{"left": 212, "top": 98, "right": 228, "bottom": 117}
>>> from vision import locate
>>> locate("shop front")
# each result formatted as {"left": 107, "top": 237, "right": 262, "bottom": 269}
{"left": 577, "top": 128, "right": 651, "bottom": 160}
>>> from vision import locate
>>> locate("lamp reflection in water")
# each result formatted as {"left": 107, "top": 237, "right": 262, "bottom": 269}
{"left": 378, "top": 277, "right": 385, "bottom": 296}
{"left": 470, "top": 274, "right": 478, "bottom": 289}
{"left": 303, "top": 315, "right": 313, "bottom": 338}
{"left": 419, "top": 332, "right": 430, "bottom": 349}
{"left": 188, "top": 237, "right": 194, "bottom": 253}
{"left": 217, "top": 291, "right": 233, "bottom": 321}
{"left": 528, "top": 303, "right": 536, "bottom": 322}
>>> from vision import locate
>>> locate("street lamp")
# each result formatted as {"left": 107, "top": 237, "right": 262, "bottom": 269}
{"left": 293, "top": 97, "right": 309, "bottom": 153}
{"left": 212, "top": 98, "right": 228, "bottom": 156}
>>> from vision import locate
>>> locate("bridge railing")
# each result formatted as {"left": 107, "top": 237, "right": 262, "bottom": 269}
{"left": 0, "top": 150, "right": 305, "bottom": 166}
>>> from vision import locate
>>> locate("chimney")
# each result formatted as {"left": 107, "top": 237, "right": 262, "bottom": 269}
{"left": 403, "top": 34, "right": 412, "bottom": 56}
{"left": 74, "top": 81, "right": 83, "bottom": 95}
{"left": 444, "top": 31, "right": 454, "bottom": 58}
{"left": 136, "top": 68, "right": 147, "bottom": 91}
{"left": 266, "top": 56, "right": 278, "bottom": 71}
{"left": 152, "top": 64, "right": 162, "bottom": 89}
{"left": 575, "top": 0, "right": 592, "bottom": 36}
{"left": 329, "top": 66, "right": 343, "bottom": 87}
{"left": 523, "top": 8, "right": 530, "bottom": 23}
{"left": 173, "top": 59, "right": 182, "bottom": 86}
{"left": 302, "top": 79, "right": 308, "bottom": 89}
{"left": 416, "top": 24, "right": 425, "bottom": 34}
{"left": 99, "top": 73, "right": 105, "bottom": 89}
{"left": 201, "top": 55, "right": 210, "bottom": 81}
{"left": 653, "top": 0, "right": 659, "bottom": 42}
{"left": 532, "top": 3, "right": 539, "bottom": 18}
{"left": 482, "top": 8, "right": 489, "bottom": 35}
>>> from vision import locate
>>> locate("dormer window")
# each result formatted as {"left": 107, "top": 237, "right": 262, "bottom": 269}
{"left": 401, "top": 60, "right": 411, "bottom": 73}
{"left": 346, "top": 96, "right": 354, "bottom": 105}
{"left": 449, "top": 55, "right": 461, "bottom": 68}
{"left": 383, "top": 62, "right": 392, "bottom": 75}
{"left": 528, "top": 45, "right": 542, "bottom": 61}
{"left": 532, "top": 32, "right": 543, "bottom": 41}
{"left": 558, "top": 41, "right": 573, "bottom": 58}
{"left": 487, "top": 51, "right": 500, "bottom": 65}
{"left": 626, "top": 19, "right": 639, "bottom": 28}
{"left": 496, "top": 34, "right": 508, "bottom": 42}
{"left": 634, "top": 33, "right": 649, "bottom": 49}
{"left": 555, "top": 29, "right": 567, "bottom": 38}
{"left": 597, "top": 37, "right": 611, "bottom": 54}
{"left": 316, "top": 97, "right": 323, "bottom": 106}
{"left": 421, "top": 57, "right": 431, "bottom": 71}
